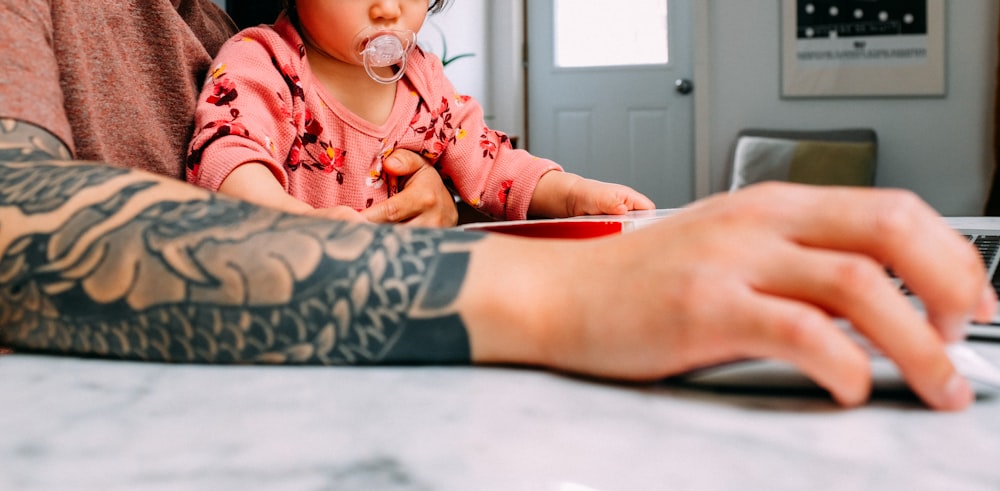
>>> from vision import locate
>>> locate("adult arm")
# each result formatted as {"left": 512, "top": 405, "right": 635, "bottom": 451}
{"left": 0, "top": 122, "right": 991, "bottom": 409}
{"left": 0, "top": 121, "right": 469, "bottom": 365}
{"left": 0, "top": 121, "right": 473, "bottom": 363}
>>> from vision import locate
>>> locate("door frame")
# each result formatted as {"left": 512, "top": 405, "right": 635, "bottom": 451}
{"left": 488, "top": 0, "right": 713, "bottom": 199}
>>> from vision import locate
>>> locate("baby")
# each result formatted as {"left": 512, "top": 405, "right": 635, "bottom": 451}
{"left": 187, "top": 0, "right": 654, "bottom": 222}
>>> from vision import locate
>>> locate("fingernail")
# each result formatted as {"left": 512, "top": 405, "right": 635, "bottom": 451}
{"left": 941, "top": 372, "right": 973, "bottom": 410}
{"left": 978, "top": 287, "right": 998, "bottom": 321}
{"left": 932, "top": 313, "right": 968, "bottom": 343}
{"left": 944, "top": 322, "right": 968, "bottom": 343}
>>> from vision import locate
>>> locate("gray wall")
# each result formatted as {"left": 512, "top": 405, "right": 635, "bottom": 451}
{"left": 705, "top": 0, "right": 998, "bottom": 215}
{"left": 422, "top": 3, "right": 490, "bottom": 114}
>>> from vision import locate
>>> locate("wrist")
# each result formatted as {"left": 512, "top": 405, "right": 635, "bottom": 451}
{"left": 528, "top": 170, "right": 582, "bottom": 218}
{"left": 461, "top": 234, "right": 577, "bottom": 368}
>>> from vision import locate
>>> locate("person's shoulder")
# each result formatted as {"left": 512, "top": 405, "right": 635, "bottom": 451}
{"left": 218, "top": 17, "right": 304, "bottom": 63}
{"left": 222, "top": 25, "right": 285, "bottom": 52}
{"left": 207, "top": 25, "right": 309, "bottom": 96}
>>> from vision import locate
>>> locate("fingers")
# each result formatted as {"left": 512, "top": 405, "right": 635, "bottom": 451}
{"left": 623, "top": 189, "right": 656, "bottom": 211}
{"left": 810, "top": 190, "right": 986, "bottom": 340}
{"left": 406, "top": 201, "right": 459, "bottom": 227}
{"left": 362, "top": 193, "right": 426, "bottom": 224}
{"left": 728, "top": 292, "right": 873, "bottom": 407}
{"left": 362, "top": 192, "right": 458, "bottom": 226}
{"left": 381, "top": 149, "right": 426, "bottom": 176}
{"left": 573, "top": 179, "right": 657, "bottom": 216}
{"left": 671, "top": 184, "right": 983, "bottom": 410}
{"left": 596, "top": 187, "right": 656, "bottom": 215}
{"left": 975, "top": 286, "right": 999, "bottom": 324}
{"left": 361, "top": 164, "right": 458, "bottom": 226}
{"left": 746, "top": 235, "right": 974, "bottom": 410}
{"left": 364, "top": 148, "right": 457, "bottom": 226}
{"left": 723, "top": 184, "right": 990, "bottom": 340}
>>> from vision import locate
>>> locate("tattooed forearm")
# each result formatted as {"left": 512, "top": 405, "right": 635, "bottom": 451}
{"left": 0, "top": 160, "right": 480, "bottom": 364}
{"left": 0, "top": 161, "right": 132, "bottom": 214}
{"left": 0, "top": 119, "right": 71, "bottom": 162}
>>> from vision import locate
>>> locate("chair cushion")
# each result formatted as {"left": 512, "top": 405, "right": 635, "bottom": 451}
{"left": 729, "top": 130, "right": 877, "bottom": 191}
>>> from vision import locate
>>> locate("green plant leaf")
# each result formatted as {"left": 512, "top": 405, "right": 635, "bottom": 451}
{"left": 443, "top": 52, "right": 475, "bottom": 66}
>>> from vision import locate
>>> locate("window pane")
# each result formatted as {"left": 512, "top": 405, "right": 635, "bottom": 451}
{"left": 554, "top": 0, "right": 668, "bottom": 68}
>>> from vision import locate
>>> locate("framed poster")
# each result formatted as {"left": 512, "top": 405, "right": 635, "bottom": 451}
{"left": 781, "top": 0, "right": 946, "bottom": 98}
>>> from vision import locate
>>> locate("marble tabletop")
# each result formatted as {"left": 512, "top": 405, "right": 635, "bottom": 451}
{"left": 3, "top": 343, "right": 1000, "bottom": 491}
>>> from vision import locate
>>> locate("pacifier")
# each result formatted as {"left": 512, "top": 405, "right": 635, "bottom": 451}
{"left": 354, "top": 27, "right": 417, "bottom": 84}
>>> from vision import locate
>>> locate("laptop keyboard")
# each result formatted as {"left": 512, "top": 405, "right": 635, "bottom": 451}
{"left": 976, "top": 234, "right": 1000, "bottom": 297}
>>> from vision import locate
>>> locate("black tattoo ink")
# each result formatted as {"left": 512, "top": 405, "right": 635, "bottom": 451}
{"left": 0, "top": 119, "right": 71, "bottom": 162}
{"left": 0, "top": 161, "right": 132, "bottom": 215}
{"left": 0, "top": 160, "right": 481, "bottom": 364}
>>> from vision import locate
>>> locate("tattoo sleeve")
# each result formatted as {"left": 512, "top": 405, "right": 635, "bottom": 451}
{"left": 0, "top": 127, "right": 480, "bottom": 363}
{"left": 0, "top": 119, "right": 72, "bottom": 162}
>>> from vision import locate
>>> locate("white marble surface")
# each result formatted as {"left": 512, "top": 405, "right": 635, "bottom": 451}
{"left": 3, "top": 344, "right": 1000, "bottom": 491}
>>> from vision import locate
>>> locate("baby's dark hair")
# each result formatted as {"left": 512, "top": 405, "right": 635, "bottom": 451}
{"left": 428, "top": 0, "right": 452, "bottom": 14}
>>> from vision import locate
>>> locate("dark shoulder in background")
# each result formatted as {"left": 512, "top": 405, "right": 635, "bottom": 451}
{"left": 227, "top": 1, "right": 283, "bottom": 29}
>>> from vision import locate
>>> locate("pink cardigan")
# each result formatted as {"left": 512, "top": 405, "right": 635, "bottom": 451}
{"left": 187, "top": 16, "right": 561, "bottom": 220}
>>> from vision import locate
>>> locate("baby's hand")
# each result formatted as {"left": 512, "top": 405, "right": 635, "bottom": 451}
{"left": 567, "top": 177, "right": 655, "bottom": 216}
{"left": 529, "top": 171, "right": 656, "bottom": 217}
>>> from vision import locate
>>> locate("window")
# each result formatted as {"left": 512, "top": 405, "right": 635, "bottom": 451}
{"left": 554, "top": 0, "right": 669, "bottom": 68}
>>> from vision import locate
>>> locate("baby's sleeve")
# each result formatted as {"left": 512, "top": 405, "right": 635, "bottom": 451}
{"left": 417, "top": 55, "right": 562, "bottom": 221}
{"left": 186, "top": 28, "right": 300, "bottom": 192}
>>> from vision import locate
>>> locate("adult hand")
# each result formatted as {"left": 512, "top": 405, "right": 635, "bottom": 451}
{"left": 361, "top": 149, "right": 459, "bottom": 227}
{"left": 464, "top": 183, "right": 995, "bottom": 411}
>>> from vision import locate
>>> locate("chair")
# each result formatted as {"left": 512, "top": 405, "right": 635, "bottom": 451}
{"left": 727, "top": 128, "right": 877, "bottom": 191}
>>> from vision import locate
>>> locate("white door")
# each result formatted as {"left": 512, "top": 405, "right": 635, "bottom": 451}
{"left": 526, "top": 0, "right": 694, "bottom": 208}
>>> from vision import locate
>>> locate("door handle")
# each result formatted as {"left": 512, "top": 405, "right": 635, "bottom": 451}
{"left": 674, "top": 78, "right": 694, "bottom": 95}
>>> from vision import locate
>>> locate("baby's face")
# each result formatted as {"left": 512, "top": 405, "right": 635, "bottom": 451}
{"left": 295, "top": 0, "right": 429, "bottom": 67}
